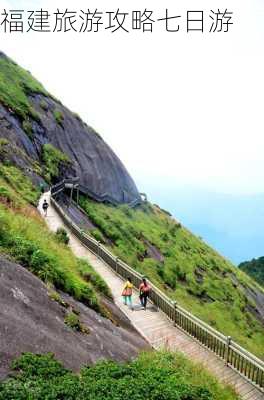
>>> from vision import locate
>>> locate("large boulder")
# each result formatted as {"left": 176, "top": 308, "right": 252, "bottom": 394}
{"left": 0, "top": 256, "right": 148, "bottom": 380}
{"left": 0, "top": 52, "right": 140, "bottom": 204}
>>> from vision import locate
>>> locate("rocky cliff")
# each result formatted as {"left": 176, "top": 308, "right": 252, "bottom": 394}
{"left": 0, "top": 52, "right": 140, "bottom": 204}
{"left": 0, "top": 256, "right": 148, "bottom": 380}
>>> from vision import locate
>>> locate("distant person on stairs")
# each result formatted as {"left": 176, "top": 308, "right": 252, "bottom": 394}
{"left": 122, "top": 277, "right": 134, "bottom": 311}
{"left": 139, "top": 278, "right": 151, "bottom": 310}
{"left": 42, "top": 199, "right": 49, "bottom": 217}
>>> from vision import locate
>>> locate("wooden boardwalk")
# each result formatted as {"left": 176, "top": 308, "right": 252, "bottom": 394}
{"left": 39, "top": 193, "right": 264, "bottom": 400}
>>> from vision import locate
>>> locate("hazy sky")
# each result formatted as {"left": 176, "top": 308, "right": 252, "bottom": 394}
{"left": 1, "top": 0, "right": 264, "bottom": 195}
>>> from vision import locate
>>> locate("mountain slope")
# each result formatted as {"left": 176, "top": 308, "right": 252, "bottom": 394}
{"left": 0, "top": 52, "right": 140, "bottom": 204}
{"left": 239, "top": 257, "right": 264, "bottom": 287}
{"left": 76, "top": 196, "right": 264, "bottom": 359}
{"left": 145, "top": 185, "right": 264, "bottom": 264}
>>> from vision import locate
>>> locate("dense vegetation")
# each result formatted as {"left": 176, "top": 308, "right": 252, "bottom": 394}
{"left": 42, "top": 143, "right": 71, "bottom": 183}
{"left": 79, "top": 197, "right": 264, "bottom": 358}
{"left": 0, "top": 162, "right": 40, "bottom": 205}
{"left": 0, "top": 351, "right": 238, "bottom": 400}
{"left": 0, "top": 165, "right": 111, "bottom": 315}
{"left": 239, "top": 257, "right": 264, "bottom": 287}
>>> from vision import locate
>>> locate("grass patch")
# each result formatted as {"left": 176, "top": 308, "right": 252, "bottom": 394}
{"left": 40, "top": 99, "right": 48, "bottom": 111}
{"left": 55, "top": 227, "right": 70, "bottom": 245}
{"left": 79, "top": 197, "right": 264, "bottom": 359}
{"left": 0, "top": 166, "right": 110, "bottom": 315}
{"left": 64, "top": 312, "right": 81, "bottom": 330}
{"left": 0, "top": 55, "right": 47, "bottom": 120}
{"left": 48, "top": 287, "right": 68, "bottom": 308}
{"left": 77, "top": 258, "right": 112, "bottom": 299}
{"left": 22, "top": 119, "right": 33, "bottom": 138}
{"left": 0, "top": 138, "right": 9, "bottom": 147}
{"left": 53, "top": 109, "right": 64, "bottom": 126}
{"left": 0, "top": 186, "right": 13, "bottom": 205}
{"left": 42, "top": 143, "right": 70, "bottom": 183}
{"left": 0, "top": 164, "right": 40, "bottom": 205}
{"left": 0, "top": 351, "right": 239, "bottom": 400}
{"left": 64, "top": 312, "right": 90, "bottom": 334}
{"left": 90, "top": 228, "right": 105, "bottom": 243}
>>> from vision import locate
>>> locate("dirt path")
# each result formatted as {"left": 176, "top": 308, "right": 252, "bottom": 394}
{"left": 38, "top": 193, "right": 264, "bottom": 400}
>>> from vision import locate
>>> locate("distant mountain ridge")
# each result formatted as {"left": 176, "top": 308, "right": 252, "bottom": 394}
{"left": 239, "top": 257, "right": 264, "bottom": 287}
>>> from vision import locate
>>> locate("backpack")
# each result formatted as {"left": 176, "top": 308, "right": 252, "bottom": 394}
{"left": 42, "top": 202, "right": 48, "bottom": 210}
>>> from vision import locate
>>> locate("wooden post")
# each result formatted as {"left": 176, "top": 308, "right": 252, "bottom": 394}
{"left": 70, "top": 184, "right": 73, "bottom": 206}
{"left": 97, "top": 241, "right": 101, "bottom": 256}
{"left": 115, "top": 257, "right": 119, "bottom": 273}
{"left": 225, "top": 336, "right": 232, "bottom": 366}
{"left": 173, "top": 301, "right": 178, "bottom": 327}
{"left": 76, "top": 187, "right": 79, "bottom": 205}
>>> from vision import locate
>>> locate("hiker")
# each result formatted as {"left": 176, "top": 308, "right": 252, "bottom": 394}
{"left": 139, "top": 278, "right": 151, "bottom": 310}
{"left": 42, "top": 199, "right": 49, "bottom": 217}
{"left": 122, "top": 277, "right": 134, "bottom": 310}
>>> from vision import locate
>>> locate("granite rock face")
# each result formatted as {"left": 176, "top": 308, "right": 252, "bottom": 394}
{"left": 0, "top": 256, "right": 148, "bottom": 380}
{"left": 0, "top": 52, "right": 140, "bottom": 204}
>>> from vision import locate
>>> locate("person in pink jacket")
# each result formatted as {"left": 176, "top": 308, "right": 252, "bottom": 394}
{"left": 139, "top": 278, "right": 151, "bottom": 310}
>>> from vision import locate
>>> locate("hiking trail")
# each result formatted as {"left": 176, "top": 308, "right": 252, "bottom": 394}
{"left": 38, "top": 192, "right": 264, "bottom": 400}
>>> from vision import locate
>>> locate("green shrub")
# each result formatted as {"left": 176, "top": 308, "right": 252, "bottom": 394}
{"left": 30, "top": 108, "right": 41, "bottom": 122}
{"left": 0, "top": 138, "right": 9, "bottom": 148}
{"left": 163, "top": 269, "right": 177, "bottom": 290}
{"left": 40, "top": 100, "right": 48, "bottom": 111}
{"left": 53, "top": 109, "right": 64, "bottom": 126}
{"left": 12, "top": 353, "right": 68, "bottom": 379}
{"left": 22, "top": 120, "right": 33, "bottom": 138}
{"left": 157, "top": 264, "right": 165, "bottom": 280}
{"left": 65, "top": 312, "right": 90, "bottom": 334}
{"left": 0, "top": 352, "right": 239, "bottom": 400}
{"left": 77, "top": 259, "right": 112, "bottom": 298}
{"left": 160, "top": 232, "right": 169, "bottom": 242}
{"left": 0, "top": 186, "right": 12, "bottom": 203}
{"left": 48, "top": 288, "right": 68, "bottom": 307}
{"left": 90, "top": 228, "right": 105, "bottom": 243}
{"left": 42, "top": 143, "right": 70, "bottom": 182}
{"left": 56, "top": 227, "right": 70, "bottom": 245}
{"left": 65, "top": 312, "right": 81, "bottom": 330}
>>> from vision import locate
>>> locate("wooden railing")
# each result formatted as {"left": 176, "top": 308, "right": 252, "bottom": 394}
{"left": 50, "top": 189, "right": 264, "bottom": 393}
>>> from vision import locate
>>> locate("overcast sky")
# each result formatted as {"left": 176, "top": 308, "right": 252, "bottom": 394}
{"left": 1, "top": 0, "right": 264, "bottom": 195}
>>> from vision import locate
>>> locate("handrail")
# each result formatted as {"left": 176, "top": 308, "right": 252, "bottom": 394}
{"left": 51, "top": 179, "right": 141, "bottom": 208}
{"left": 50, "top": 188, "right": 264, "bottom": 393}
